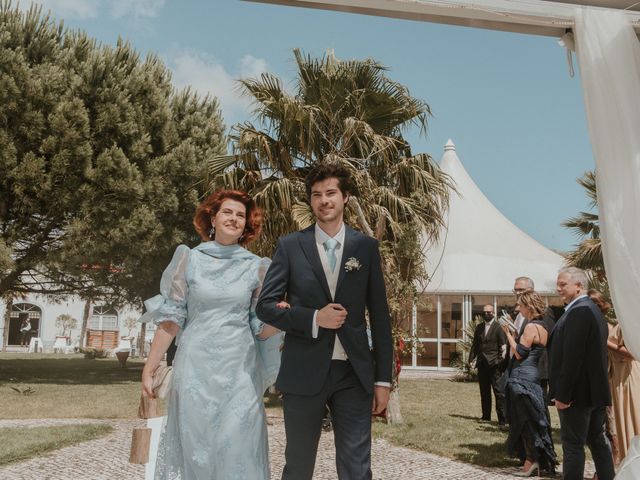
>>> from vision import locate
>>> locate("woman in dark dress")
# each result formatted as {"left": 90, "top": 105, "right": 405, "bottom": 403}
{"left": 502, "top": 291, "right": 557, "bottom": 477}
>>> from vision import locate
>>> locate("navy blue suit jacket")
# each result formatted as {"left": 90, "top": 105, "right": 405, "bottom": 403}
{"left": 548, "top": 296, "right": 611, "bottom": 407}
{"left": 256, "top": 224, "right": 393, "bottom": 396}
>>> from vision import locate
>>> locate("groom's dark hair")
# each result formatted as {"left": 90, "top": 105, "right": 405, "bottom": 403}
{"left": 305, "top": 161, "right": 355, "bottom": 199}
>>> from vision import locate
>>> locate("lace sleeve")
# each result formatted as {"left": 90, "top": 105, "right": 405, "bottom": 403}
{"left": 249, "top": 257, "right": 272, "bottom": 337}
{"left": 139, "top": 245, "right": 190, "bottom": 329}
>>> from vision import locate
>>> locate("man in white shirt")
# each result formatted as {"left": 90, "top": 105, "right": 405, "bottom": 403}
{"left": 257, "top": 162, "right": 393, "bottom": 480}
{"left": 19, "top": 318, "right": 31, "bottom": 346}
{"left": 512, "top": 276, "right": 535, "bottom": 333}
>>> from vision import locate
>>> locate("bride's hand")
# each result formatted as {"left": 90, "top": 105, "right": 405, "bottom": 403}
{"left": 276, "top": 301, "right": 291, "bottom": 309}
{"left": 142, "top": 368, "right": 155, "bottom": 399}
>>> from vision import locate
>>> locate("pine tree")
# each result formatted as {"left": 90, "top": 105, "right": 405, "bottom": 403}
{"left": 0, "top": 2, "right": 226, "bottom": 313}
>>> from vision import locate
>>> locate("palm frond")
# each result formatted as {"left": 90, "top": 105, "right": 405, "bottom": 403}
{"left": 291, "top": 201, "right": 314, "bottom": 229}
{"left": 577, "top": 170, "right": 598, "bottom": 208}
{"left": 208, "top": 154, "right": 241, "bottom": 176}
{"left": 252, "top": 177, "right": 300, "bottom": 213}
{"left": 564, "top": 238, "right": 603, "bottom": 272}
{"left": 564, "top": 169, "right": 604, "bottom": 275}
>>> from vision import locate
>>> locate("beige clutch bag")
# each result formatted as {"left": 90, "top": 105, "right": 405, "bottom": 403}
{"left": 151, "top": 364, "right": 173, "bottom": 400}
{"left": 131, "top": 364, "right": 172, "bottom": 464}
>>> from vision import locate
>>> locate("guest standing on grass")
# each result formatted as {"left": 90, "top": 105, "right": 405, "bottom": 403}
{"left": 548, "top": 267, "right": 614, "bottom": 480}
{"left": 140, "top": 190, "right": 282, "bottom": 480}
{"left": 502, "top": 291, "right": 556, "bottom": 477}
{"left": 469, "top": 304, "right": 507, "bottom": 426}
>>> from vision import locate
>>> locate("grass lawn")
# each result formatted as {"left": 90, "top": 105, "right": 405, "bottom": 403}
{"left": 2, "top": 355, "right": 576, "bottom": 469}
{"left": 372, "top": 378, "right": 566, "bottom": 468}
{"left": 0, "top": 353, "right": 145, "bottom": 419}
{"left": 0, "top": 424, "right": 113, "bottom": 466}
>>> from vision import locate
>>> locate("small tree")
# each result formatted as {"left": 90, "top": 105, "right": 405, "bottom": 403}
{"left": 123, "top": 316, "right": 138, "bottom": 337}
{"left": 55, "top": 313, "right": 77, "bottom": 337}
{"left": 455, "top": 314, "right": 482, "bottom": 381}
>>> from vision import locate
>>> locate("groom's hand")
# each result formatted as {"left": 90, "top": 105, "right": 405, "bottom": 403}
{"left": 372, "top": 385, "right": 390, "bottom": 414}
{"left": 317, "top": 304, "right": 347, "bottom": 329}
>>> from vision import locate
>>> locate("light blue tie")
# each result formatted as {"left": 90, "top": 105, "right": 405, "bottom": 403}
{"left": 323, "top": 238, "right": 338, "bottom": 273}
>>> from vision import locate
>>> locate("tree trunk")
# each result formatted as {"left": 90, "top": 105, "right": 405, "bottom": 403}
{"left": 137, "top": 322, "right": 146, "bottom": 358}
{"left": 348, "top": 197, "right": 374, "bottom": 237}
{"left": 386, "top": 388, "right": 403, "bottom": 424}
{"left": 79, "top": 298, "right": 92, "bottom": 348}
{"left": 2, "top": 297, "right": 12, "bottom": 352}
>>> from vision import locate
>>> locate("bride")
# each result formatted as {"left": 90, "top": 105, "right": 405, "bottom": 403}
{"left": 140, "top": 189, "right": 281, "bottom": 479}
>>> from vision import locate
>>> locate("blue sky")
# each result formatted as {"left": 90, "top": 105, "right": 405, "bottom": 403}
{"left": 31, "top": 0, "right": 594, "bottom": 252}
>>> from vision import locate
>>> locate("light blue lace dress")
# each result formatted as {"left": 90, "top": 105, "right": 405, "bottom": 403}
{"left": 140, "top": 241, "right": 282, "bottom": 480}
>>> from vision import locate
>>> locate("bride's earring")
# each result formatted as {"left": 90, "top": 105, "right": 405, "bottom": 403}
{"left": 209, "top": 224, "right": 215, "bottom": 239}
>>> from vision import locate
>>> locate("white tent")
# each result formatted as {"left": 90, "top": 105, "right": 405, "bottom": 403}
{"left": 399, "top": 140, "right": 564, "bottom": 370}
{"left": 424, "top": 140, "right": 565, "bottom": 295}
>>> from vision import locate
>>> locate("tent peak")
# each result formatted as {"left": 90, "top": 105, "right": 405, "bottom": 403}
{"left": 444, "top": 139, "right": 456, "bottom": 151}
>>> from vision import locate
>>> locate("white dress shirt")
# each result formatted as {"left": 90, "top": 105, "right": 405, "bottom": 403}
{"left": 564, "top": 294, "right": 588, "bottom": 312}
{"left": 484, "top": 318, "right": 495, "bottom": 336}
{"left": 312, "top": 223, "right": 348, "bottom": 360}
{"left": 484, "top": 318, "right": 507, "bottom": 358}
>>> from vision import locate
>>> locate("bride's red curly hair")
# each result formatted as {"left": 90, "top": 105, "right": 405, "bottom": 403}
{"left": 193, "top": 190, "right": 262, "bottom": 245}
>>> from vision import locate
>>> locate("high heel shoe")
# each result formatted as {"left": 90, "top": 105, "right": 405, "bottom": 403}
{"left": 514, "top": 461, "right": 539, "bottom": 477}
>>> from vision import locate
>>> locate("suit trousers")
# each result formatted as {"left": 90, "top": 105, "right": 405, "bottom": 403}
{"left": 477, "top": 362, "right": 506, "bottom": 423}
{"left": 281, "top": 360, "right": 373, "bottom": 480}
{"left": 558, "top": 405, "right": 615, "bottom": 480}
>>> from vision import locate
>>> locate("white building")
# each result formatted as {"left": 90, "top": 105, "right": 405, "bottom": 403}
{"left": 0, "top": 294, "right": 143, "bottom": 352}
{"left": 402, "top": 140, "right": 566, "bottom": 371}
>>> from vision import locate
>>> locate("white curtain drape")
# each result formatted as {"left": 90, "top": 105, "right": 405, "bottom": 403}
{"left": 574, "top": 7, "right": 640, "bottom": 359}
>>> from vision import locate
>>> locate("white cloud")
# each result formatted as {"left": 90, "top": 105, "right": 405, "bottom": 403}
{"left": 167, "top": 49, "right": 269, "bottom": 127}
{"left": 239, "top": 54, "right": 267, "bottom": 78}
{"left": 29, "top": 0, "right": 165, "bottom": 21}
{"left": 110, "top": 0, "right": 166, "bottom": 19}
{"left": 31, "top": 0, "right": 100, "bottom": 20}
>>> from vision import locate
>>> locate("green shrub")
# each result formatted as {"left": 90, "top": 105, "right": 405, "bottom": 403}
{"left": 79, "top": 347, "right": 108, "bottom": 359}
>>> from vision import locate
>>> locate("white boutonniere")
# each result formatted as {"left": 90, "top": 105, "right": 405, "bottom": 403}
{"left": 344, "top": 257, "right": 362, "bottom": 272}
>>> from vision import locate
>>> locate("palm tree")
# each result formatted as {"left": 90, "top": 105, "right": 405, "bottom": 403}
{"left": 563, "top": 171, "right": 604, "bottom": 276}
{"left": 563, "top": 170, "right": 613, "bottom": 308}
{"left": 210, "top": 49, "right": 455, "bottom": 422}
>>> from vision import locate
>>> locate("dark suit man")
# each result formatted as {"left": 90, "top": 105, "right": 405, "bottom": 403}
{"left": 256, "top": 163, "right": 393, "bottom": 480}
{"left": 548, "top": 267, "right": 614, "bottom": 480}
{"left": 469, "top": 304, "right": 507, "bottom": 425}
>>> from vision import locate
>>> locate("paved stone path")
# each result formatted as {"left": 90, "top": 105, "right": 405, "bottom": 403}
{"left": 0, "top": 416, "right": 594, "bottom": 479}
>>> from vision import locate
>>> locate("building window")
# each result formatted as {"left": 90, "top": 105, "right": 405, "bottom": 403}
{"left": 8, "top": 303, "right": 42, "bottom": 346}
{"left": 441, "top": 295, "right": 464, "bottom": 340}
{"left": 416, "top": 295, "right": 437, "bottom": 339}
{"left": 441, "top": 342, "right": 463, "bottom": 368}
{"left": 406, "top": 293, "right": 563, "bottom": 370}
{"left": 89, "top": 306, "right": 119, "bottom": 331}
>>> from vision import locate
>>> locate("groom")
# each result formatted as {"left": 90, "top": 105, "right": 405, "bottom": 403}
{"left": 257, "top": 162, "right": 393, "bottom": 480}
